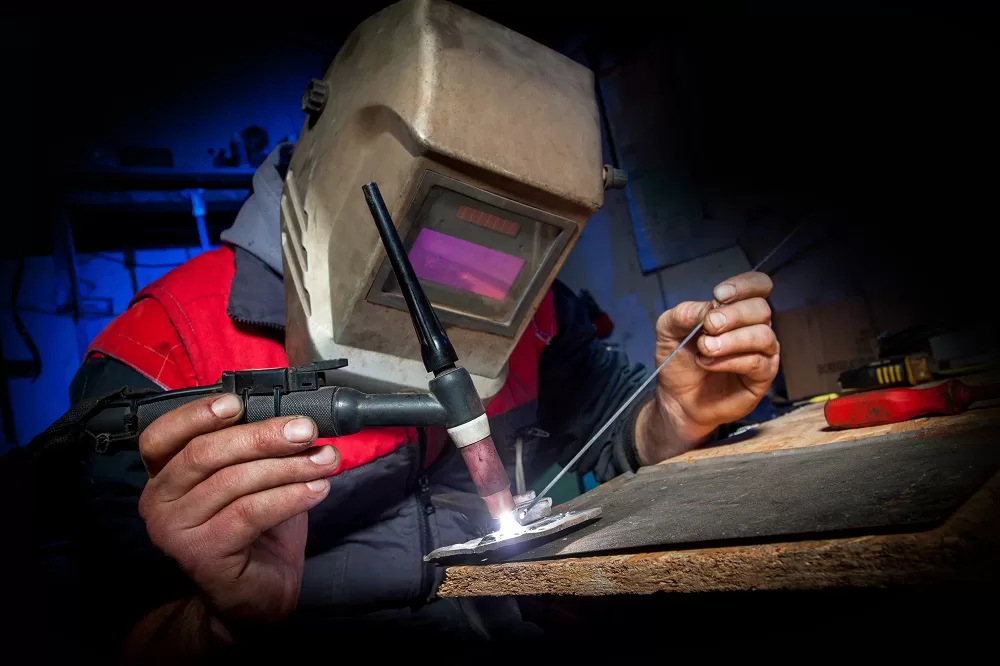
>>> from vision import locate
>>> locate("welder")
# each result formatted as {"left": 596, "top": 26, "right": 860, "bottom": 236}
{"left": 57, "top": 0, "right": 780, "bottom": 659}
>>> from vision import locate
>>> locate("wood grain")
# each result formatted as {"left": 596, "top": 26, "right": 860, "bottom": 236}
{"left": 672, "top": 402, "right": 1000, "bottom": 465}
{"left": 438, "top": 401, "right": 1000, "bottom": 597}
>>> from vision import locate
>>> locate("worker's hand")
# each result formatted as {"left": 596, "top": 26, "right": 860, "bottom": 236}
{"left": 637, "top": 271, "right": 779, "bottom": 464}
{"left": 136, "top": 395, "right": 340, "bottom": 624}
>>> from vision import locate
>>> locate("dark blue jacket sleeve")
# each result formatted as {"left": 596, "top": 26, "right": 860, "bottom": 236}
{"left": 536, "top": 281, "right": 654, "bottom": 484}
{"left": 63, "top": 358, "right": 196, "bottom": 659}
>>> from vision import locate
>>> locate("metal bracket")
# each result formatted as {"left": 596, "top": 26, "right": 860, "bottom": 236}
{"left": 424, "top": 507, "right": 602, "bottom": 561}
{"left": 512, "top": 490, "right": 552, "bottom": 525}
{"left": 219, "top": 359, "right": 348, "bottom": 396}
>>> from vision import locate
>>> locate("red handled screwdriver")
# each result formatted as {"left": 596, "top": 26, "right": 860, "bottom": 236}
{"left": 824, "top": 380, "right": 1000, "bottom": 429}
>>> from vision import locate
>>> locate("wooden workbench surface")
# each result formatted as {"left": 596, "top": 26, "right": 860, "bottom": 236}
{"left": 438, "top": 402, "right": 1000, "bottom": 597}
{"left": 679, "top": 399, "right": 999, "bottom": 462}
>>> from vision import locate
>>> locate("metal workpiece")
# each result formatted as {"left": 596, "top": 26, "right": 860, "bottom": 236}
{"left": 424, "top": 508, "right": 603, "bottom": 561}
{"left": 512, "top": 490, "right": 552, "bottom": 525}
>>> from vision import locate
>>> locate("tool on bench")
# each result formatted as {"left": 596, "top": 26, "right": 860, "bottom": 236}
{"left": 840, "top": 323, "right": 998, "bottom": 393}
{"left": 837, "top": 354, "right": 933, "bottom": 390}
{"left": 824, "top": 379, "right": 1000, "bottom": 429}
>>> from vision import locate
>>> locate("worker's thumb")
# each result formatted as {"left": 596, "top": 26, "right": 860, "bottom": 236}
{"left": 656, "top": 300, "right": 714, "bottom": 341}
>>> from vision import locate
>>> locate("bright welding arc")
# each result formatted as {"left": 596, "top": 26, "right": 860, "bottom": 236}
{"left": 497, "top": 511, "right": 523, "bottom": 537}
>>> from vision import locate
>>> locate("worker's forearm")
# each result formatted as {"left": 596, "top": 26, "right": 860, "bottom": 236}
{"left": 634, "top": 399, "right": 713, "bottom": 466}
{"left": 122, "top": 596, "right": 234, "bottom": 665}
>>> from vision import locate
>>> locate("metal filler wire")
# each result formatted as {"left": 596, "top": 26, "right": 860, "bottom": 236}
{"left": 522, "top": 226, "right": 802, "bottom": 518}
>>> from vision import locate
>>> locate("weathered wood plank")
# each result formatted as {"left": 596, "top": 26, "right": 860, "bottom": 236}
{"left": 438, "top": 402, "right": 1000, "bottom": 597}
{"left": 439, "top": 469, "right": 1000, "bottom": 597}
{"left": 672, "top": 402, "right": 1000, "bottom": 464}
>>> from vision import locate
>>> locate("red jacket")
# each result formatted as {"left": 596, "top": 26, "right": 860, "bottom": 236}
{"left": 87, "top": 245, "right": 557, "bottom": 474}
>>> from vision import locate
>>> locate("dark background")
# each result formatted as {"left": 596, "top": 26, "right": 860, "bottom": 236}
{"left": 6, "top": 3, "right": 997, "bottom": 250}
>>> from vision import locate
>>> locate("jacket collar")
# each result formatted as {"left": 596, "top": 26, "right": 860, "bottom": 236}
{"left": 219, "top": 142, "right": 292, "bottom": 276}
{"left": 221, "top": 143, "right": 293, "bottom": 329}
{"left": 227, "top": 246, "right": 286, "bottom": 329}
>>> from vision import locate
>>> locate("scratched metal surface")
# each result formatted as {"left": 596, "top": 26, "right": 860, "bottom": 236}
{"left": 482, "top": 419, "right": 1000, "bottom": 563}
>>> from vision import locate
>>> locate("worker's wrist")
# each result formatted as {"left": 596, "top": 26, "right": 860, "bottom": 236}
{"left": 122, "top": 596, "right": 236, "bottom": 665}
{"left": 635, "top": 398, "right": 714, "bottom": 465}
{"left": 201, "top": 598, "right": 273, "bottom": 649}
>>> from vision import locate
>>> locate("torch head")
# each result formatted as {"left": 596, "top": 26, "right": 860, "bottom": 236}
{"left": 459, "top": 434, "right": 515, "bottom": 519}
{"left": 424, "top": 366, "right": 513, "bottom": 519}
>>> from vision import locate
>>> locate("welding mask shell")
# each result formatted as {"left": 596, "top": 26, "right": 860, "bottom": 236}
{"left": 280, "top": 0, "right": 605, "bottom": 398}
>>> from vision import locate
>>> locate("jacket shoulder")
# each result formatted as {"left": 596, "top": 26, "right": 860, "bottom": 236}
{"left": 86, "top": 295, "right": 197, "bottom": 389}
{"left": 85, "top": 247, "right": 237, "bottom": 389}
{"left": 136, "top": 246, "right": 236, "bottom": 306}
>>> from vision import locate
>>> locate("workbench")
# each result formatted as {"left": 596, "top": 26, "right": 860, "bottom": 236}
{"left": 438, "top": 401, "right": 1000, "bottom": 598}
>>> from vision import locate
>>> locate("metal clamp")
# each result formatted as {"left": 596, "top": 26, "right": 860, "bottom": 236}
{"left": 221, "top": 359, "right": 348, "bottom": 396}
{"left": 94, "top": 432, "right": 111, "bottom": 455}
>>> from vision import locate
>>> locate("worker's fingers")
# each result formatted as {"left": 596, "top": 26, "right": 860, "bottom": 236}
{"left": 712, "top": 272, "right": 773, "bottom": 304}
{"left": 205, "top": 480, "right": 331, "bottom": 556}
{"left": 698, "top": 323, "right": 779, "bottom": 359}
{"left": 172, "top": 445, "right": 340, "bottom": 528}
{"left": 656, "top": 300, "right": 714, "bottom": 339}
{"left": 702, "top": 297, "right": 771, "bottom": 336}
{"left": 696, "top": 351, "right": 781, "bottom": 384}
{"left": 149, "top": 417, "right": 318, "bottom": 503}
{"left": 139, "top": 394, "right": 245, "bottom": 477}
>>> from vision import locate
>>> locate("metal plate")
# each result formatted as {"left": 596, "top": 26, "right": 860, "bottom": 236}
{"left": 491, "top": 421, "right": 1000, "bottom": 563}
{"left": 425, "top": 508, "right": 602, "bottom": 562}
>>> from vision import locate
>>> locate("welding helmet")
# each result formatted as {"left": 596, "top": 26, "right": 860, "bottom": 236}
{"left": 281, "top": 0, "right": 610, "bottom": 398}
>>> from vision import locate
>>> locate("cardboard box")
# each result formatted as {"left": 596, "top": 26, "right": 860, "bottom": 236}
{"left": 772, "top": 298, "right": 879, "bottom": 400}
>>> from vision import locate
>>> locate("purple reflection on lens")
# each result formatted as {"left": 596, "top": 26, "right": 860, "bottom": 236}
{"left": 409, "top": 229, "right": 525, "bottom": 301}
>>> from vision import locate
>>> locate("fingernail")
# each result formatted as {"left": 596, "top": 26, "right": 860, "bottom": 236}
{"left": 708, "top": 311, "right": 727, "bottom": 330}
{"left": 309, "top": 445, "right": 338, "bottom": 465}
{"left": 703, "top": 336, "right": 721, "bottom": 352}
{"left": 284, "top": 417, "right": 316, "bottom": 443}
{"left": 211, "top": 394, "right": 242, "bottom": 418}
{"left": 306, "top": 478, "right": 329, "bottom": 492}
{"left": 714, "top": 284, "right": 736, "bottom": 302}
{"left": 699, "top": 354, "right": 716, "bottom": 364}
